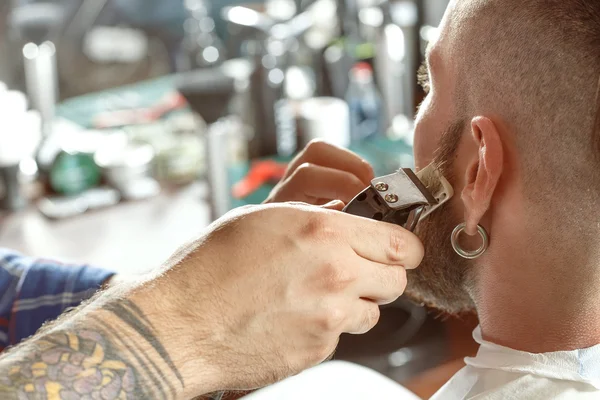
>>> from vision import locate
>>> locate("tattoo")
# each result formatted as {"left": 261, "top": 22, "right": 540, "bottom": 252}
{"left": 0, "top": 297, "right": 198, "bottom": 399}
{"left": 104, "top": 300, "right": 183, "bottom": 385}
{"left": 100, "top": 322, "right": 172, "bottom": 399}
{"left": 0, "top": 330, "right": 138, "bottom": 399}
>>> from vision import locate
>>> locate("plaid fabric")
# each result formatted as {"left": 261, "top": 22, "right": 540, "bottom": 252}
{"left": 0, "top": 248, "right": 115, "bottom": 352}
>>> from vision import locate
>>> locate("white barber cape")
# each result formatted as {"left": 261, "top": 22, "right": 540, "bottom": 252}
{"left": 244, "top": 326, "right": 600, "bottom": 399}
{"left": 432, "top": 326, "right": 600, "bottom": 399}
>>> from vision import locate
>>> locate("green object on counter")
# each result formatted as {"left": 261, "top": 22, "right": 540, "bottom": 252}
{"left": 50, "top": 151, "right": 102, "bottom": 195}
{"left": 56, "top": 74, "right": 413, "bottom": 210}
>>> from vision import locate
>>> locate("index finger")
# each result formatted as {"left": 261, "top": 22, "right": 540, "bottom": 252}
{"left": 332, "top": 212, "right": 424, "bottom": 269}
{"left": 285, "top": 140, "right": 374, "bottom": 185}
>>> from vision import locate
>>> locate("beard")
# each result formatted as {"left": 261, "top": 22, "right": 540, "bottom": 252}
{"left": 404, "top": 120, "right": 477, "bottom": 315}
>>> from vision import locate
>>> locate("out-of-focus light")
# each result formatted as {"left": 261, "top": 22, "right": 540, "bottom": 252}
{"left": 19, "top": 158, "right": 38, "bottom": 177}
{"left": 359, "top": 7, "right": 384, "bottom": 28}
{"left": 39, "top": 41, "right": 56, "bottom": 56}
{"left": 267, "top": 39, "right": 286, "bottom": 57}
{"left": 266, "top": 0, "right": 296, "bottom": 21}
{"left": 262, "top": 54, "right": 277, "bottom": 70}
{"left": 226, "top": 6, "right": 260, "bottom": 27}
{"left": 22, "top": 43, "right": 39, "bottom": 59}
{"left": 270, "top": 24, "right": 289, "bottom": 41}
{"left": 202, "top": 47, "right": 220, "bottom": 64}
{"left": 268, "top": 68, "right": 285, "bottom": 85}
{"left": 0, "top": 91, "right": 28, "bottom": 115}
{"left": 388, "top": 348, "right": 415, "bottom": 368}
{"left": 385, "top": 24, "right": 405, "bottom": 62}
{"left": 324, "top": 45, "right": 343, "bottom": 63}
{"left": 184, "top": 0, "right": 203, "bottom": 11}
{"left": 199, "top": 17, "right": 215, "bottom": 32}
{"left": 285, "top": 66, "right": 314, "bottom": 100}
{"left": 184, "top": 18, "right": 199, "bottom": 33}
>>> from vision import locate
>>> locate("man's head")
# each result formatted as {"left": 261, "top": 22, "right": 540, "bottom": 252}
{"left": 406, "top": 0, "right": 600, "bottom": 315}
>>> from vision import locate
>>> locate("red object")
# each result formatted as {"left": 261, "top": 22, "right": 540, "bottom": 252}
{"left": 352, "top": 62, "right": 374, "bottom": 81}
{"left": 232, "top": 161, "right": 288, "bottom": 199}
{"left": 353, "top": 61, "right": 373, "bottom": 72}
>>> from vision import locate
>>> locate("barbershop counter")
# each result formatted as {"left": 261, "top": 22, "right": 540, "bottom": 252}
{"left": 0, "top": 183, "right": 211, "bottom": 275}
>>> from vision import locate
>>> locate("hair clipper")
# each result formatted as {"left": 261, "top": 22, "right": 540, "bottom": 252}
{"left": 343, "top": 164, "right": 453, "bottom": 232}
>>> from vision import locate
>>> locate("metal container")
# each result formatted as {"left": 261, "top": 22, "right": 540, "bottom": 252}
{"left": 0, "top": 164, "right": 27, "bottom": 211}
{"left": 23, "top": 41, "right": 58, "bottom": 138}
{"left": 375, "top": 0, "right": 418, "bottom": 124}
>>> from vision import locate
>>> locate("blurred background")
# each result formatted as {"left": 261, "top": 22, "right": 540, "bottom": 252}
{"left": 0, "top": 1, "right": 479, "bottom": 398}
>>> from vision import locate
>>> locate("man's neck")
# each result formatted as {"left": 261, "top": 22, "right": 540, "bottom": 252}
{"left": 475, "top": 258, "right": 600, "bottom": 353}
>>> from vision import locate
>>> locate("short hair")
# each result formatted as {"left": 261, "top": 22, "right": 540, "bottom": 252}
{"left": 449, "top": 0, "right": 600, "bottom": 218}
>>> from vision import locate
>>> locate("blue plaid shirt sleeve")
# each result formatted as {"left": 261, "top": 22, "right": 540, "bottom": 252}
{"left": 0, "top": 248, "right": 115, "bottom": 351}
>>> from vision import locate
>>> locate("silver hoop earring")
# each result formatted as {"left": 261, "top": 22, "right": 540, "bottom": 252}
{"left": 451, "top": 223, "right": 489, "bottom": 259}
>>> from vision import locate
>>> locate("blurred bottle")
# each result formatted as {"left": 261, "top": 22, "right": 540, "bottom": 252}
{"left": 23, "top": 41, "right": 58, "bottom": 140}
{"left": 346, "top": 62, "right": 383, "bottom": 142}
{"left": 0, "top": 89, "right": 42, "bottom": 210}
{"left": 272, "top": 66, "right": 297, "bottom": 158}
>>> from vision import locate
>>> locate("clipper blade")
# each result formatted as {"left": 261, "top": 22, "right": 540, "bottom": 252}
{"left": 416, "top": 163, "right": 454, "bottom": 220}
{"left": 343, "top": 163, "right": 453, "bottom": 231}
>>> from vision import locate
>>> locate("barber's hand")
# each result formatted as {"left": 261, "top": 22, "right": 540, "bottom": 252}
{"left": 265, "top": 140, "right": 374, "bottom": 205}
{"left": 135, "top": 201, "right": 423, "bottom": 396}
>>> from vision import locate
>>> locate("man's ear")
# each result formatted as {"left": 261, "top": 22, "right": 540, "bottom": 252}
{"left": 461, "top": 117, "right": 504, "bottom": 235}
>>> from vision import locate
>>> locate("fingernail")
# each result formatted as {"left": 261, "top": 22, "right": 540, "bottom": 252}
{"left": 323, "top": 200, "right": 344, "bottom": 207}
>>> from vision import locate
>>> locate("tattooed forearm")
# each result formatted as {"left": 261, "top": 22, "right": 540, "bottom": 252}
{"left": 0, "top": 330, "right": 139, "bottom": 399}
{"left": 0, "top": 295, "right": 221, "bottom": 400}
{"left": 103, "top": 300, "right": 183, "bottom": 386}
{"left": 100, "top": 299, "right": 183, "bottom": 398}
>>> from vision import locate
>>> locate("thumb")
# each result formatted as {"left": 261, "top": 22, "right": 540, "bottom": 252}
{"left": 321, "top": 200, "right": 346, "bottom": 211}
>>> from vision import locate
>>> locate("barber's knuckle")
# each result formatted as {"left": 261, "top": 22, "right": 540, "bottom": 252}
{"left": 295, "top": 162, "right": 314, "bottom": 175}
{"left": 342, "top": 173, "right": 363, "bottom": 189}
{"left": 413, "top": 238, "right": 425, "bottom": 265}
{"left": 305, "top": 139, "right": 330, "bottom": 154}
{"left": 248, "top": 205, "right": 277, "bottom": 221}
{"left": 387, "top": 228, "right": 409, "bottom": 263}
{"left": 237, "top": 204, "right": 258, "bottom": 213}
{"left": 398, "top": 268, "right": 408, "bottom": 291}
{"left": 391, "top": 267, "right": 408, "bottom": 297}
{"left": 289, "top": 162, "right": 312, "bottom": 183}
{"left": 301, "top": 215, "right": 335, "bottom": 241}
{"left": 363, "top": 305, "right": 381, "bottom": 331}
{"left": 302, "top": 214, "right": 326, "bottom": 236}
{"left": 362, "top": 162, "right": 374, "bottom": 177}
{"left": 229, "top": 204, "right": 261, "bottom": 221}
{"left": 316, "top": 304, "right": 346, "bottom": 332}
{"left": 320, "top": 262, "right": 354, "bottom": 292}
{"left": 283, "top": 201, "right": 308, "bottom": 210}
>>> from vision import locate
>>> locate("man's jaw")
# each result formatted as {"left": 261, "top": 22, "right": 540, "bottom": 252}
{"left": 405, "top": 203, "right": 476, "bottom": 316}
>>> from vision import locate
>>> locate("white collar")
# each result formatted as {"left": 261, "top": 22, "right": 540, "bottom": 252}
{"left": 465, "top": 326, "right": 600, "bottom": 389}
